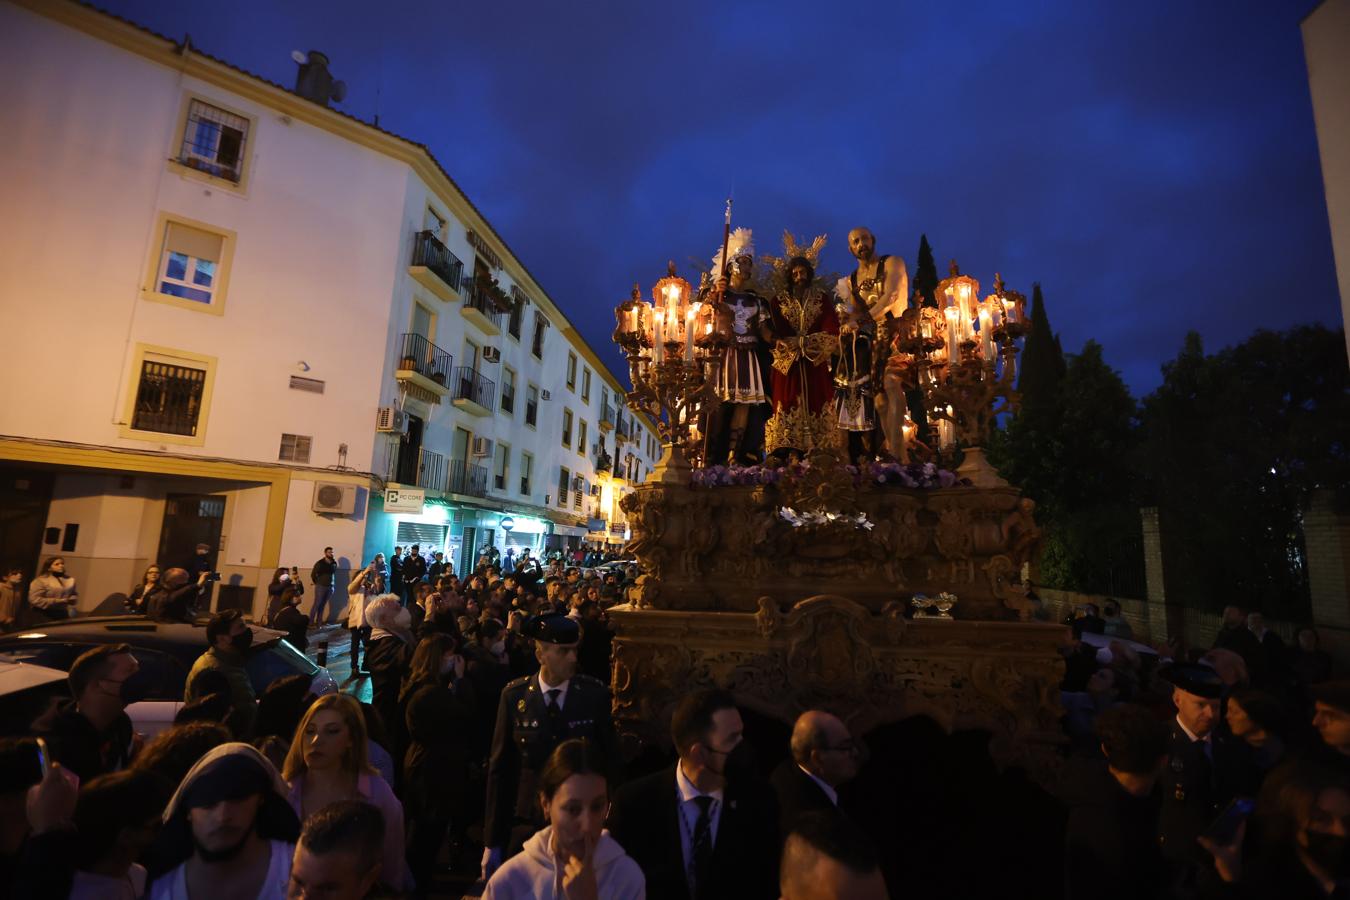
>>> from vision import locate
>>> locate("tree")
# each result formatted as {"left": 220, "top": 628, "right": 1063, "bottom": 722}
{"left": 912, "top": 234, "right": 939, "bottom": 308}
{"left": 1137, "top": 325, "right": 1350, "bottom": 618}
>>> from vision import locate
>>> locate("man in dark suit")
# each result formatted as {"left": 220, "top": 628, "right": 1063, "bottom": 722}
{"left": 481, "top": 613, "right": 620, "bottom": 880}
{"left": 402, "top": 544, "right": 427, "bottom": 601}
{"left": 608, "top": 688, "right": 781, "bottom": 900}
{"left": 1157, "top": 662, "right": 1255, "bottom": 895}
{"left": 771, "top": 710, "right": 859, "bottom": 837}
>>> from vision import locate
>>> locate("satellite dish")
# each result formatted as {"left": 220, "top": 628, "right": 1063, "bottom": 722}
{"left": 331, "top": 81, "right": 347, "bottom": 103}
{"left": 291, "top": 49, "right": 308, "bottom": 64}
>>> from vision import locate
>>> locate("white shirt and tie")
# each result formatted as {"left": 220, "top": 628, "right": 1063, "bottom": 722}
{"left": 675, "top": 762, "right": 723, "bottom": 888}
{"left": 538, "top": 672, "right": 569, "bottom": 711}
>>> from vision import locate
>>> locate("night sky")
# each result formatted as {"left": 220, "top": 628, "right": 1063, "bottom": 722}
{"left": 99, "top": 0, "right": 1341, "bottom": 395}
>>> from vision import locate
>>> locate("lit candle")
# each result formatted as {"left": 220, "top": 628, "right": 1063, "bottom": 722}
{"left": 979, "top": 308, "right": 994, "bottom": 360}
{"left": 653, "top": 310, "right": 665, "bottom": 364}
{"left": 684, "top": 305, "right": 696, "bottom": 361}
{"left": 944, "top": 305, "right": 960, "bottom": 362}
{"left": 901, "top": 414, "right": 916, "bottom": 464}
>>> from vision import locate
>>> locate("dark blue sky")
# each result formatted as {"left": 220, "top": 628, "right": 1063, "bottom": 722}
{"left": 102, "top": 0, "right": 1340, "bottom": 394}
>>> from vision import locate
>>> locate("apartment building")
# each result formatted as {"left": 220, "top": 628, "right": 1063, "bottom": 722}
{"left": 0, "top": 0, "right": 658, "bottom": 615}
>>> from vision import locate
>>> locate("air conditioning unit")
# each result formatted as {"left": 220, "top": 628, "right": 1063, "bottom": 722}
{"left": 481, "top": 347, "right": 501, "bottom": 363}
{"left": 471, "top": 437, "right": 492, "bottom": 457}
{"left": 572, "top": 475, "right": 585, "bottom": 490}
{"left": 375, "top": 407, "right": 407, "bottom": 433}
{"left": 540, "top": 389, "right": 552, "bottom": 401}
{"left": 312, "top": 482, "right": 357, "bottom": 515}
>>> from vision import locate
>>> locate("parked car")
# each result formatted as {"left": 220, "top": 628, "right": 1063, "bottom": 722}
{"left": 0, "top": 615, "right": 337, "bottom": 736}
{"left": 0, "top": 657, "right": 70, "bottom": 738}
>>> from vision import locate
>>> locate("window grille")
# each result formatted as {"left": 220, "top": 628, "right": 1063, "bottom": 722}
{"left": 179, "top": 100, "right": 248, "bottom": 182}
{"left": 131, "top": 361, "right": 206, "bottom": 436}
{"left": 279, "top": 433, "right": 312, "bottom": 463}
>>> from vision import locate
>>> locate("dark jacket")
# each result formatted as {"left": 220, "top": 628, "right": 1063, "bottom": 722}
{"left": 1060, "top": 758, "right": 1166, "bottom": 900}
{"left": 403, "top": 677, "right": 476, "bottom": 819}
{"left": 402, "top": 554, "right": 427, "bottom": 586}
{"left": 33, "top": 699, "right": 133, "bottom": 783}
{"left": 312, "top": 556, "right": 336, "bottom": 588}
{"left": 149, "top": 582, "right": 201, "bottom": 623}
{"left": 769, "top": 758, "right": 838, "bottom": 838}
{"left": 608, "top": 764, "right": 781, "bottom": 900}
{"left": 1213, "top": 626, "right": 1269, "bottom": 687}
{"left": 1159, "top": 719, "right": 1257, "bottom": 888}
{"left": 484, "top": 672, "right": 620, "bottom": 848}
{"left": 273, "top": 604, "right": 309, "bottom": 651}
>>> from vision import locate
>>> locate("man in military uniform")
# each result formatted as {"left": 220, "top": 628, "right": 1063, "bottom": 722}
{"left": 1157, "top": 662, "right": 1255, "bottom": 896}
{"left": 480, "top": 612, "right": 621, "bottom": 880}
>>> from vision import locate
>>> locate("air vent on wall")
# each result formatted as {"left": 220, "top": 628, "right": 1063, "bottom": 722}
{"left": 289, "top": 375, "right": 325, "bottom": 394}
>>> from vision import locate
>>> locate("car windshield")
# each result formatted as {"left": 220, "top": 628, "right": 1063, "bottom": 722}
{"left": 245, "top": 637, "right": 318, "bottom": 692}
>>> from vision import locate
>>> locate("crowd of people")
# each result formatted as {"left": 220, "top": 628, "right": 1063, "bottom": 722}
{"left": 4, "top": 531, "right": 1350, "bottom": 900}
{"left": 1058, "top": 602, "right": 1349, "bottom": 898}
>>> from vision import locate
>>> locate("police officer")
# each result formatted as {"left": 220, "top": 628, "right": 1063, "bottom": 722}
{"left": 1157, "top": 662, "right": 1255, "bottom": 896}
{"left": 480, "top": 612, "right": 620, "bottom": 880}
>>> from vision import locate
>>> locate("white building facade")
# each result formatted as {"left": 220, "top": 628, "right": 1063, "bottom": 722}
{"left": 0, "top": 0, "right": 658, "bottom": 617}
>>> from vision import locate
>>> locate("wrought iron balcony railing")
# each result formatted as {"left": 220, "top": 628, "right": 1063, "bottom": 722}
{"left": 395, "top": 333, "right": 452, "bottom": 384}
{"left": 448, "top": 460, "right": 488, "bottom": 497}
{"left": 453, "top": 366, "right": 496, "bottom": 410}
{"left": 411, "top": 231, "right": 464, "bottom": 291}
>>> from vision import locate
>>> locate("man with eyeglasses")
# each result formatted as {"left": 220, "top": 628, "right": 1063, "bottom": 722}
{"left": 34, "top": 643, "right": 141, "bottom": 781}
{"left": 772, "top": 710, "right": 861, "bottom": 837}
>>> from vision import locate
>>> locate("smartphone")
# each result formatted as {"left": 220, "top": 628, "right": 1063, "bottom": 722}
{"left": 34, "top": 736, "right": 51, "bottom": 779}
{"left": 1204, "top": 796, "right": 1256, "bottom": 845}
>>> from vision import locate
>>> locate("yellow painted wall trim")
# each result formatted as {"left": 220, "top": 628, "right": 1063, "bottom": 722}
{"left": 16, "top": 0, "right": 649, "bottom": 428}
{"left": 140, "top": 210, "right": 238, "bottom": 317}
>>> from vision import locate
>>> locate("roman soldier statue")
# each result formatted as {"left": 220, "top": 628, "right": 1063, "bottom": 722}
{"left": 706, "top": 228, "right": 773, "bottom": 464}
{"left": 835, "top": 227, "right": 909, "bottom": 460}
{"left": 765, "top": 255, "right": 840, "bottom": 459}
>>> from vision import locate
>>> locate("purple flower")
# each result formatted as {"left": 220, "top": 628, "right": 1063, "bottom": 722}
{"left": 938, "top": 470, "right": 957, "bottom": 488}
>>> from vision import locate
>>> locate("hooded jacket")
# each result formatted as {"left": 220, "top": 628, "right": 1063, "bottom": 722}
{"left": 483, "top": 825, "right": 645, "bottom": 900}
{"left": 149, "top": 743, "right": 300, "bottom": 897}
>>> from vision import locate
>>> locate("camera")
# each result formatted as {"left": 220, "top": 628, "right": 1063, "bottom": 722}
{"left": 206, "top": 572, "right": 222, "bottom": 582}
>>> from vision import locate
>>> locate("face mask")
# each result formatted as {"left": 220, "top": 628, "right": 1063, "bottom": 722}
{"left": 490, "top": 641, "right": 506, "bottom": 656}
{"left": 720, "top": 740, "right": 756, "bottom": 780}
{"left": 440, "top": 657, "right": 457, "bottom": 676}
{"left": 279, "top": 573, "right": 289, "bottom": 582}
{"left": 118, "top": 670, "right": 155, "bottom": 706}
{"left": 395, "top": 609, "right": 412, "bottom": 630}
{"left": 230, "top": 630, "right": 253, "bottom": 653}
{"left": 1304, "top": 831, "right": 1350, "bottom": 879}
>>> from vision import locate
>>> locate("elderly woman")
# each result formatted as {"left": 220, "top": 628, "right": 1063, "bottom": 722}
{"left": 29, "top": 556, "right": 77, "bottom": 620}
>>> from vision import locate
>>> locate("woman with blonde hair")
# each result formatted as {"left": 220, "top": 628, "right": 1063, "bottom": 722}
{"left": 282, "top": 692, "right": 412, "bottom": 892}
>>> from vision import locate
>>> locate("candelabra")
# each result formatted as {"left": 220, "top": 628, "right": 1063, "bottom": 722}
{"left": 888, "top": 263, "right": 1030, "bottom": 485}
{"left": 613, "top": 262, "right": 731, "bottom": 481}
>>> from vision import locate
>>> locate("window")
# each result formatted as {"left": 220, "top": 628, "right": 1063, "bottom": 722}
{"left": 557, "top": 466, "right": 570, "bottom": 507}
{"left": 494, "top": 443, "right": 510, "bottom": 492}
{"left": 508, "top": 290, "right": 524, "bottom": 340}
{"left": 532, "top": 312, "right": 546, "bottom": 359}
{"left": 581, "top": 368, "right": 592, "bottom": 403}
{"left": 423, "top": 207, "right": 447, "bottom": 241}
{"left": 525, "top": 384, "right": 539, "bottom": 427}
{"left": 144, "top": 216, "right": 234, "bottom": 314}
{"left": 562, "top": 408, "right": 573, "bottom": 449}
{"left": 122, "top": 344, "right": 220, "bottom": 444}
{"left": 278, "top": 433, "right": 312, "bottom": 463}
{"left": 178, "top": 99, "right": 248, "bottom": 183}
{"left": 566, "top": 353, "right": 577, "bottom": 390}
{"left": 500, "top": 367, "right": 516, "bottom": 415}
{"left": 521, "top": 452, "right": 533, "bottom": 496}
{"left": 578, "top": 420, "right": 588, "bottom": 456}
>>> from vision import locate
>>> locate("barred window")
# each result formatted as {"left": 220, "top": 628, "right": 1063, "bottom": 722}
{"left": 179, "top": 100, "right": 248, "bottom": 183}
{"left": 279, "top": 433, "right": 312, "bottom": 463}
{"left": 132, "top": 361, "right": 207, "bottom": 436}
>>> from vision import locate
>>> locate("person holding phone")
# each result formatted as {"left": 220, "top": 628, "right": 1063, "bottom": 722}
{"left": 35, "top": 644, "right": 140, "bottom": 781}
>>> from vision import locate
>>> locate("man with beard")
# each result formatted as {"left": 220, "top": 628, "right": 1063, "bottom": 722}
{"left": 835, "top": 228, "right": 909, "bottom": 461}
{"left": 185, "top": 611, "right": 257, "bottom": 738}
{"left": 608, "top": 688, "right": 780, "bottom": 900}
{"left": 706, "top": 228, "right": 774, "bottom": 464}
{"left": 766, "top": 256, "right": 840, "bottom": 459}
{"left": 150, "top": 743, "right": 299, "bottom": 899}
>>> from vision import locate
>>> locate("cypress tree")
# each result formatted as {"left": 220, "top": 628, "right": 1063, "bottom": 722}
{"left": 913, "top": 234, "right": 939, "bottom": 308}
{"left": 1017, "top": 282, "right": 1065, "bottom": 416}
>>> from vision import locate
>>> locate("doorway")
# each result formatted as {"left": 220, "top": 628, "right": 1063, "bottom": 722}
{"left": 0, "top": 467, "right": 54, "bottom": 577}
{"left": 157, "top": 494, "right": 225, "bottom": 572}
{"left": 396, "top": 413, "right": 425, "bottom": 486}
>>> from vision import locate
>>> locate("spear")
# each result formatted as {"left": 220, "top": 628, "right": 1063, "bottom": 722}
{"left": 716, "top": 197, "right": 732, "bottom": 299}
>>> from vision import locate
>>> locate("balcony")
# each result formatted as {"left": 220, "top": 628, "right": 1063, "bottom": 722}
{"left": 599, "top": 404, "right": 616, "bottom": 432}
{"left": 384, "top": 443, "right": 448, "bottom": 493}
{"left": 460, "top": 278, "right": 508, "bottom": 336}
{"left": 408, "top": 231, "right": 464, "bottom": 303}
{"left": 394, "top": 333, "right": 453, "bottom": 403}
{"left": 451, "top": 366, "right": 496, "bottom": 417}
{"left": 447, "top": 459, "right": 488, "bottom": 498}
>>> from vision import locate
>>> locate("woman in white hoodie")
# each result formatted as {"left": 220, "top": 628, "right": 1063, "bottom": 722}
{"left": 484, "top": 738, "right": 645, "bottom": 900}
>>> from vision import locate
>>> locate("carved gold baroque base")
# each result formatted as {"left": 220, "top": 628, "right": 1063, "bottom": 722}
{"left": 609, "top": 595, "right": 1068, "bottom": 786}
